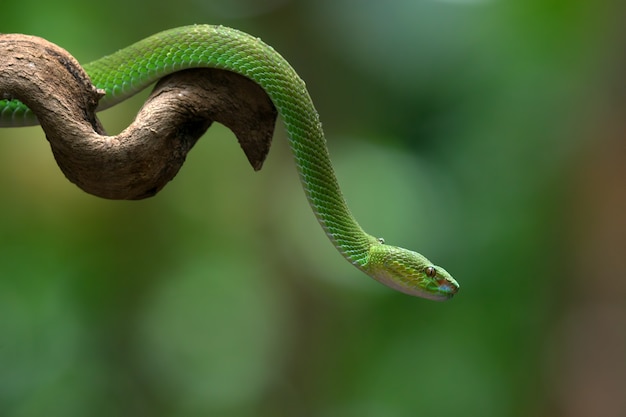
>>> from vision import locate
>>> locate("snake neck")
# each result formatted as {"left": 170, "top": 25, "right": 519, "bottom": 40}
{"left": 292, "top": 127, "right": 379, "bottom": 268}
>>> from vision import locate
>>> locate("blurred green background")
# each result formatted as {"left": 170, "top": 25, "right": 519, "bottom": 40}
{"left": 1, "top": 0, "right": 625, "bottom": 416}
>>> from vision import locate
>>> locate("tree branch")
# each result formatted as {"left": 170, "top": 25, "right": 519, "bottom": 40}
{"left": 0, "top": 34, "right": 277, "bottom": 199}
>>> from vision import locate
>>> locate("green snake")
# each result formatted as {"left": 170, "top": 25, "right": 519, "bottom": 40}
{"left": 0, "top": 25, "right": 459, "bottom": 300}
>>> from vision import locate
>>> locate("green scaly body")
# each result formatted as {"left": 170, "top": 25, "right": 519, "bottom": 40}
{"left": 0, "top": 25, "right": 459, "bottom": 300}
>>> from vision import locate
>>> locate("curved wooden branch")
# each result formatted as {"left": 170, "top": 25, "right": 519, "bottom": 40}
{"left": 0, "top": 34, "right": 277, "bottom": 199}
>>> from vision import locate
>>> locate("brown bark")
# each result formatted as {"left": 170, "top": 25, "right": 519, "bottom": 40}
{"left": 0, "top": 33, "right": 277, "bottom": 199}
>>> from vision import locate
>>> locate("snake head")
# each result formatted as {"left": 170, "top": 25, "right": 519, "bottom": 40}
{"left": 365, "top": 243, "right": 459, "bottom": 301}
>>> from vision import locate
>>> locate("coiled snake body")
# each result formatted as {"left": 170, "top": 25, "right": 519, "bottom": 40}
{"left": 0, "top": 25, "right": 459, "bottom": 300}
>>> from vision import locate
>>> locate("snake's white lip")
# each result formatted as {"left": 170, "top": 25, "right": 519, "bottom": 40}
{"left": 420, "top": 291, "right": 455, "bottom": 301}
{"left": 399, "top": 283, "right": 456, "bottom": 301}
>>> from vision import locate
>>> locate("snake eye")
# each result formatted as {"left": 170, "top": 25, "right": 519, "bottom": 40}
{"left": 425, "top": 266, "right": 437, "bottom": 278}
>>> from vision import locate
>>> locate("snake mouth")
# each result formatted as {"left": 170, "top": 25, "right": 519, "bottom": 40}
{"left": 436, "top": 279, "right": 459, "bottom": 299}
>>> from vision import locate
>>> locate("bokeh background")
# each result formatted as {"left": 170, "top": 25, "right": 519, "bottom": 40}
{"left": 1, "top": 0, "right": 625, "bottom": 416}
